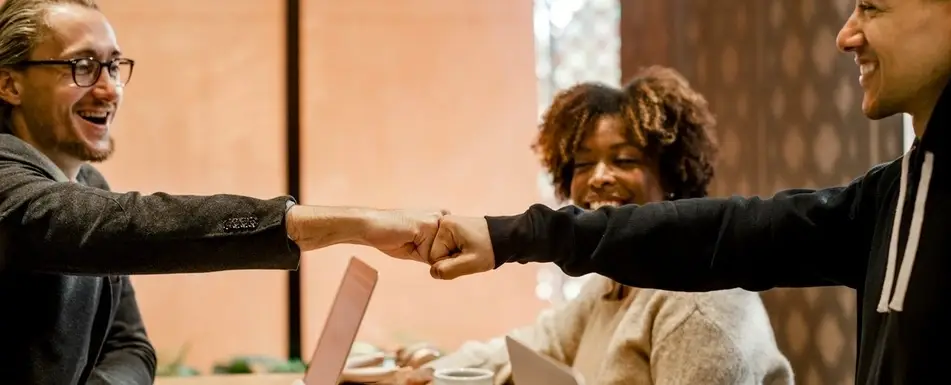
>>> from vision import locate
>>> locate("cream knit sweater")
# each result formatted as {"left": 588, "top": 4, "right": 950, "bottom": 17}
{"left": 424, "top": 276, "right": 793, "bottom": 385}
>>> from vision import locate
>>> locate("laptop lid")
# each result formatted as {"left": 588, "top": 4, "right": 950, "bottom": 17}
{"left": 505, "top": 336, "right": 583, "bottom": 385}
{"left": 303, "top": 257, "right": 379, "bottom": 385}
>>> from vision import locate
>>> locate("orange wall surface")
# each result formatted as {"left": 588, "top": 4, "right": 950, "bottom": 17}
{"left": 299, "top": 0, "right": 547, "bottom": 356}
{"left": 94, "top": 0, "right": 288, "bottom": 371}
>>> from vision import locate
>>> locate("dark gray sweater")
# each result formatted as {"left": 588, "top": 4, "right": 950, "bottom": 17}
{"left": 0, "top": 134, "right": 301, "bottom": 384}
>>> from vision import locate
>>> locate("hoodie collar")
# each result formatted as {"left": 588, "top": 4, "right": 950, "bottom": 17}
{"left": 916, "top": 78, "right": 951, "bottom": 155}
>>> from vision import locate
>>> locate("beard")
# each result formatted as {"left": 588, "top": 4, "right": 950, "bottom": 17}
{"left": 22, "top": 109, "right": 115, "bottom": 163}
{"left": 55, "top": 137, "right": 115, "bottom": 163}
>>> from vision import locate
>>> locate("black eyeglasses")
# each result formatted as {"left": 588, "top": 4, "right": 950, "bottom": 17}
{"left": 17, "top": 57, "right": 134, "bottom": 88}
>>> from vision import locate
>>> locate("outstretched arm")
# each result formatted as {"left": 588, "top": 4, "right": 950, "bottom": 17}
{"left": 431, "top": 163, "right": 889, "bottom": 290}
{"left": 0, "top": 156, "right": 302, "bottom": 274}
{"left": 0, "top": 148, "right": 443, "bottom": 275}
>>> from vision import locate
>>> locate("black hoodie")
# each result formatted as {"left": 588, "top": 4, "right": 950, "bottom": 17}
{"left": 486, "top": 82, "right": 951, "bottom": 384}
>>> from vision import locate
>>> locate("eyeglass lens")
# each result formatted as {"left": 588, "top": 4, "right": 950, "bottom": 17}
{"left": 74, "top": 58, "right": 132, "bottom": 87}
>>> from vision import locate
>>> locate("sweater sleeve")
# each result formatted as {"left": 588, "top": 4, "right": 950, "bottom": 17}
{"left": 424, "top": 276, "right": 604, "bottom": 385}
{"left": 0, "top": 151, "right": 301, "bottom": 275}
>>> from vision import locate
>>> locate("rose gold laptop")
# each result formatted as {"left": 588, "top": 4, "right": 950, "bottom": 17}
{"left": 505, "top": 336, "right": 584, "bottom": 385}
{"left": 303, "top": 257, "right": 379, "bottom": 385}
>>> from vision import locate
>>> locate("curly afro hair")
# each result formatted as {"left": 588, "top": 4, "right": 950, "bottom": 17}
{"left": 532, "top": 66, "right": 719, "bottom": 201}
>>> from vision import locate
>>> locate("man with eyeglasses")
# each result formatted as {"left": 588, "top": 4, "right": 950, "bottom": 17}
{"left": 0, "top": 1, "right": 446, "bottom": 384}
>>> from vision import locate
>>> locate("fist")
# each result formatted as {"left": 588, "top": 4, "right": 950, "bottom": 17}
{"left": 363, "top": 209, "right": 449, "bottom": 263}
{"left": 428, "top": 215, "right": 495, "bottom": 280}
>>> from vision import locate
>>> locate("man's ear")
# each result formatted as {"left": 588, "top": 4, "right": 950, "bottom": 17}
{"left": 0, "top": 68, "right": 23, "bottom": 106}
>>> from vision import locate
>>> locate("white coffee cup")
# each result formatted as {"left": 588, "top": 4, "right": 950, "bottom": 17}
{"left": 432, "top": 368, "right": 494, "bottom": 385}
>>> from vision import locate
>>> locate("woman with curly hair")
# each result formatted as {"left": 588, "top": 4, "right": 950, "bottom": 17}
{"left": 396, "top": 67, "right": 793, "bottom": 385}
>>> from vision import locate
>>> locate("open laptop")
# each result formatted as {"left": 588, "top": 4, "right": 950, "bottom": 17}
{"left": 302, "top": 257, "right": 379, "bottom": 385}
{"left": 505, "top": 336, "right": 584, "bottom": 385}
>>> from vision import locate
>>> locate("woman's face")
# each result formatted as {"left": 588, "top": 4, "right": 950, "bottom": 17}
{"left": 568, "top": 115, "right": 666, "bottom": 209}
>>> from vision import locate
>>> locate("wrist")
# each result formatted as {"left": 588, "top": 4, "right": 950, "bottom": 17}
{"left": 286, "top": 205, "right": 375, "bottom": 251}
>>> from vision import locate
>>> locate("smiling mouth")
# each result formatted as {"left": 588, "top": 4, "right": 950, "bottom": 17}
{"left": 586, "top": 200, "right": 629, "bottom": 210}
{"left": 77, "top": 111, "right": 109, "bottom": 125}
{"left": 858, "top": 62, "right": 878, "bottom": 86}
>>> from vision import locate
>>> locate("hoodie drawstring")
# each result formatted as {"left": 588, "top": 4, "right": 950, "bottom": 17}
{"left": 877, "top": 150, "right": 935, "bottom": 313}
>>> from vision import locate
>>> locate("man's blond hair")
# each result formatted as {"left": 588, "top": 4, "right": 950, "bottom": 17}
{"left": 0, "top": 0, "right": 99, "bottom": 133}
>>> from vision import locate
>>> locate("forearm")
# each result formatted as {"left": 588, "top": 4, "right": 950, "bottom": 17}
{"left": 424, "top": 337, "right": 510, "bottom": 375}
{"left": 487, "top": 188, "right": 867, "bottom": 291}
{"left": 422, "top": 320, "right": 568, "bottom": 383}
{"left": 285, "top": 204, "right": 376, "bottom": 251}
{"left": 425, "top": 281, "right": 600, "bottom": 384}
{"left": 487, "top": 199, "right": 762, "bottom": 291}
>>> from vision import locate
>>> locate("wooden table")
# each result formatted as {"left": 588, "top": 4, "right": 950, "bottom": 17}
{"left": 155, "top": 374, "right": 302, "bottom": 385}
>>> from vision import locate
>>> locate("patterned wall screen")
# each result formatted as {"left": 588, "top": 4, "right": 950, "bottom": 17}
{"left": 620, "top": 1, "right": 903, "bottom": 384}
{"left": 533, "top": 0, "right": 621, "bottom": 304}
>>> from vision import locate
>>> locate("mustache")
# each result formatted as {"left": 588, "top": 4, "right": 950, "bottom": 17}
{"left": 76, "top": 102, "right": 117, "bottom": 111}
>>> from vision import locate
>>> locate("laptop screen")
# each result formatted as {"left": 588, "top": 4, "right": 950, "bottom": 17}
{"left": 506, "top": 336, "right": 582, "bottom": 385}
{"left": 303, "top": 257, "right": 379, "bottom": 385}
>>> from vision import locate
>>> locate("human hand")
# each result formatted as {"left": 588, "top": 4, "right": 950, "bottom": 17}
{"left": 428, "top": 215, "right": 495, "bottom": 279}
{"left": 286, "top": 205, "right": 447, "bottom": 263}
{"left": 395, "top": 343, "right": 442, "bottom": 368}
{"left": 362, "top": 208, "right": 449, "bottom": 263}
{"left": 393, "top": 367, "right": 434, "bottom": 385}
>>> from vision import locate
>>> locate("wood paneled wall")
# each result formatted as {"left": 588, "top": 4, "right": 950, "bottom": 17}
{"left": 620, "top": 1, "right": 903, "bottom": 383}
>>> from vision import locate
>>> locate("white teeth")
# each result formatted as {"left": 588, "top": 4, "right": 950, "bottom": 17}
{"left": 859, "top": 63, "right": 877, "bottom": 76}
{"left": 589, "top": 201, "right": 621, "bottom": 210}
{"left": 77, "top": 111, "right": 108, "bottom": 118}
